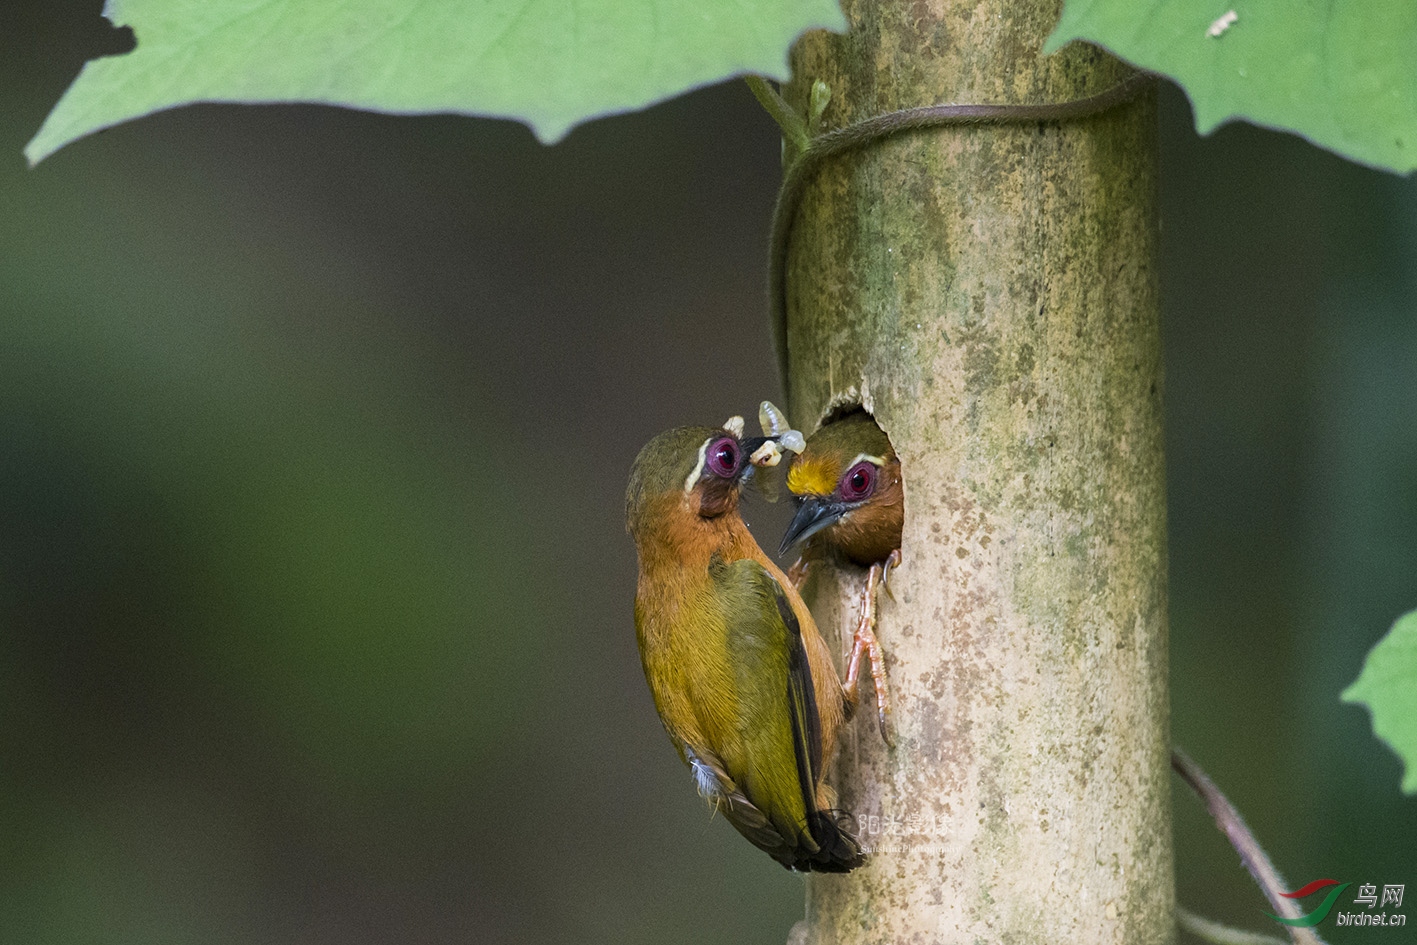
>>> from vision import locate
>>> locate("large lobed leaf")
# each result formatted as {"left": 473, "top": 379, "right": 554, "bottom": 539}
{"left": 1047, "top": 0, "right": 1417, "bottom": 175}
{"left": 27, "top": 0, "right": 846, "bottom": 164}
{"left": 1343, "top": 609, "right": 1417, "bottom": 794}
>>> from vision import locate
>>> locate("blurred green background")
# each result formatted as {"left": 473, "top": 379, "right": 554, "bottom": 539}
{"left": 3, "top": 5, "right": 1413, "bottom": 944}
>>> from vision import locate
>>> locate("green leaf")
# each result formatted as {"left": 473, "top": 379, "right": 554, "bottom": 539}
{"left": 27, "top": 0, "right": 846, "bottom": 165}
{"left": 1342, "top": 609, "right": 1417, "bottom": 794}
{"left": 1045, "top": 1, "right": 1417, "bottom": 175}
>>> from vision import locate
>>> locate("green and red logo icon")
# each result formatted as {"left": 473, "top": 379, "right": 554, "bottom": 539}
{"left": 1269, "top": 879, "right": 1351, "bottom": 927}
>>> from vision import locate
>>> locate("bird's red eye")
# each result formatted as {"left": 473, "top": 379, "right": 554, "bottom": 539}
{"left": 840, "top": 461, "right": 876, "bottom": 501}
{"left": 706, "top": 437, "right": 740, "bottom": 477}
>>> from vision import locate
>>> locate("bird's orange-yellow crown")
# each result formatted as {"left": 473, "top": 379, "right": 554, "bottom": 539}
{"left": 786, "top": 456, "right": 841, "bottom": 497}
{"left": 786, "top": 410, "right": 894, "bottom": 498}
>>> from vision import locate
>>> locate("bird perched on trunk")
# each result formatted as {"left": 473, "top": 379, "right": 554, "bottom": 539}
{"left": 626, "top": 416, "right": 864, "bottom": 872}
{"left": 779, "top": 408, "right": 902, "bottom": 744}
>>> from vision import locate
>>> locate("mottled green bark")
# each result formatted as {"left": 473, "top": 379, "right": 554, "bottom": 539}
{"left": 782, "top": 1, "right": 1173, "bottom": 942}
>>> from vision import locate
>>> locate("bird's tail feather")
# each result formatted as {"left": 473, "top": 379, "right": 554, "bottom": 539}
{"left": 797, "top": 808, "right": 864, "bottom": 873}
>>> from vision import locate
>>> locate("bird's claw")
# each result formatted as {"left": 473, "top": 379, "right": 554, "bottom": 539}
{"left": 880, "top": 548, "right": 902, "bottom": 602}
{"left": 785, "top": 557, "right": 809, "bottom": 591}
{"left": 842, "top": 561, "right": 894, "bottom": 748}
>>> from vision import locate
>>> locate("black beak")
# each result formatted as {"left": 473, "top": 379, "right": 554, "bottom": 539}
{"left": 739, "top": 435, "right": 771, "bottom": 455}
{"left": 779, "top": 496, "right": 850, "bottom": 555}
{"left": 736, "top": 436, "right": 772, "bottom": 482}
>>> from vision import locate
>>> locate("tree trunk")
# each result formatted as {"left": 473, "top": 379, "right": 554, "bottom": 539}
{"left": 782, "top": 2, "right": 1173, "bottom": 942}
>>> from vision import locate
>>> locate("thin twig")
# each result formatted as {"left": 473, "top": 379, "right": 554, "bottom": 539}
{"left": 1178, "top": 905, "right": 1292, "bottom": 945}
{"left": 1171, "top": 749, "right": 1329, "bottom": 945}
{"left": 743, "top": 75, "right": 808, "bottom": 157}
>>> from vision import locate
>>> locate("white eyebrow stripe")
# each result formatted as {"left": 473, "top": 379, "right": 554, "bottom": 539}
{"left": 685, "top": 438, "right": 711, "bottom": 492}
{"left": 848, "top": 453, "right": 887, "bottom": 469}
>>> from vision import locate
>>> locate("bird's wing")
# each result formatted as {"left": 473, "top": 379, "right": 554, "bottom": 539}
{"left": 677, "top": 743, "right": 802, "bottom": 866}
{"left": 699, "top": 557, "right": 830, "bottom": 866}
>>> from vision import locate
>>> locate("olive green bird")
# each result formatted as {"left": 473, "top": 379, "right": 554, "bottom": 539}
{"left": 779, "top": 408, "right": 903, "bottom": 744}
{"left": 626, "top": 417, "right": 864, "bottom": 872}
